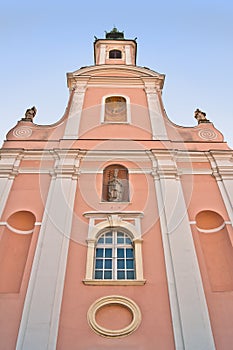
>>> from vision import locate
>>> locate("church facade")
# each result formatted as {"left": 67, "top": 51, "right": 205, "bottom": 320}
{"left": 0, "top": 28, "right": 233, "bottom": 350}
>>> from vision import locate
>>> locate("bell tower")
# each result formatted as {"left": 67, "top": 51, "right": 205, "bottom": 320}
{"left": 94, "top": 27, "right": 137, "bottom": 65}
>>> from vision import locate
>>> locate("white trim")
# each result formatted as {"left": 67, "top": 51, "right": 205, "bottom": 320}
{"left": 125, "top": 45, "right": 132, "bottom": 65}
{"left": 16, "top": 168, "right": 78, "bottom": 349}
{"left": 5, "top": 223, "right": 34, "bottom": 235}
{"left": 87, "top": 295, "right": 141, "bottom": 337}
{"left": 99, "top": 44, "right": 106, "bottom": 64}
{"left": 196, "top": 222, "right": 226, "bottom": 233}
{"left": 100, "top": 94, "right": 131, "bottom": 124}
{"left": 144, "top": 84, "right": 168, "bottom": 140}
{"left": 153, "top": 174, "right": 184, "bottom": 349}
{"left": 84, "top": 212, "right": 144, "bottom": 283}
{"left": 151, "top": 155, "right": 215, "bottom": 350}
{"left": 63, "top": 83, "right": 87, "bottom": 139}
{"left": 0, "top": 178, "right": 14, "bottom": 220}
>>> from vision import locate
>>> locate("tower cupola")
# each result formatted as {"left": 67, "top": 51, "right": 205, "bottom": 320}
{"left": 94, "top": 27, "right": 137, "bottom": 66}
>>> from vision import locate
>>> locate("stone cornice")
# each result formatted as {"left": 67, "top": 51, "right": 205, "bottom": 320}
{"left": 67, "top": 65, "right": 165, "bottom": 90}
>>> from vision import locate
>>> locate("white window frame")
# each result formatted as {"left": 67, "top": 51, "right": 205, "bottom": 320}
{"left": 83, "top": 212, "right": 145, "bottom": 285}
{"left": 100, "top": 94, "right": 131, "bottom": 124}
{"left": 94, "top": 230, "right": 135, "bottom": 280}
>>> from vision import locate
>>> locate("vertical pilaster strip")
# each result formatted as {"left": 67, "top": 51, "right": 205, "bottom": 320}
{"left": 134, "top": 239, "right": 143, "bottom": 280}
{"left": 125, "top": 45, "right": 132, "bottom": 65}
{"left": 85, "top": 239, "right": 96, "bottom": 280}
{"left": 151, "top": 152, "right": 215, "bottom": 350}
{"left": 153, "top": 170, "right": 184, "bottom": 350}
{"left": 99, "top": 44, "right": 106, "bottom": 64}
{"left": 63, "top": 83, "right": 87, "bottom": 139}
{"left": 208, "top": 152, "right": 233, "bottom": 226}
{"left": 144, "top": 84, "right": 168, "bottom": 140}
{"left": 0, "top": 151, "right": 20, "bottom": 218}
{"left": 16, "top": 151, "right": 82, "bottom": 350}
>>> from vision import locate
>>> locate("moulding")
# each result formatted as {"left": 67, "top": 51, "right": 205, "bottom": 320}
{"left": 83, "top": 279, "right": 146, "bottom": 286}
{"left": 87, "top": 295, "right": 142, "bottom": 338}
{"left": 83, "top": 211, "right": 144, "bottom": 219}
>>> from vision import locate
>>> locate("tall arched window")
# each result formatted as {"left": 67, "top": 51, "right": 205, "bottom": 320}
{"left": 94, "top": 230, "right": 135, "bottom": 280}
{"left": 109, "top": 49, "right": 122, "bottom": 59}
{"left": 102, "top": 164, "right": 129, "bottom": 202}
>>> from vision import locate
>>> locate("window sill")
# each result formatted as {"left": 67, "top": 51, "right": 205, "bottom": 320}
{"left": 83, "top": 279, "right": 146, "bottom": 286}
{"left": 101, "top": 122, "right": 130, "bottom": 124}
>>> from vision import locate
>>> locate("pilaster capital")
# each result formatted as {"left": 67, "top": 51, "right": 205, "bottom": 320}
{"left": 51, "top": 149, "right": 86, "bottom": 178}
{"left": 207, "top": 151, "right": 233, "bottom": 180}
{"left": 149, "top": 151, "right": 180, "bottom": 180}
{"left": 0, "top": 150, "right": 23, "bottom": 178}
{"left": 73, "top": 83, "right": 87, "bottom": 94}
{"left": 144, "top": 83, "right": 157, "bottom": 95}
{"left": 86, "top": 239, "right": 96, "bottom": 247}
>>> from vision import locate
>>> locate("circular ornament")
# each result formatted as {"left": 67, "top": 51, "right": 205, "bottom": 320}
{"left": 198, "top": 129, "right": 217, "bottom": 140}
{"left": 13, "top": 126, "right": 32, "bottom": 138}
{"left": 87, "top": 295, "right": 141, "bottom": 338}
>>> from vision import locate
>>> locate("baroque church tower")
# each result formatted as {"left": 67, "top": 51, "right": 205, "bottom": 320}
{"left": 0, "top": 28, "right": 233, "bottom": 350}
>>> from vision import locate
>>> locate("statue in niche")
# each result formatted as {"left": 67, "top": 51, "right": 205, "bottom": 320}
{"left": 21, "top": 106, "right": 37, "bottom": 122}
{"left": 107, "top": 169, "right": 123, "bottom": 202}
{"left": 194, "top": 108, "right": 210, "bottom": 124}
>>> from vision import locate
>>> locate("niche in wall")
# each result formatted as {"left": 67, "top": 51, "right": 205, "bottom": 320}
{"left": 196, "top": 210, "right": 233, "bottom": 292}
{"left": 0, "top": 211, "right": 36, "bottom": 293}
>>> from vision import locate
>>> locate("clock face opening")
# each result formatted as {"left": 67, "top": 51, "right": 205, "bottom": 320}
{"left": 105, "top": 96, "right": 127, "bottom": 122}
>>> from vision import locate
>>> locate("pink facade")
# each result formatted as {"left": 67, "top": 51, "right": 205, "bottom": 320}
{"left": 0, "top": 28, "right": 233, "bottom": 349}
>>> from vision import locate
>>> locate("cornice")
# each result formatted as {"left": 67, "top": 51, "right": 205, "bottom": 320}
{"left": 67, "top": 65, "right": 165, "bottom": 90}
{"left": 68, "top": 64, "right": 164, "bottom": 78}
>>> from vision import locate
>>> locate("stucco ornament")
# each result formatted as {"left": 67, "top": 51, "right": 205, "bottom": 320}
{"left": 21, "top": 106, "right": 37, "bottom": 122}
{"left": 194, "top": 108, "right": 210, "bottom": 124}
{"left": 87, "top": 295, "right": 142, "bottom": 337}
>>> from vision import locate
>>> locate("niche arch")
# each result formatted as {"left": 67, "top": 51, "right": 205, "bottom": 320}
{"left": 102, "top": 164, "right": 129, "bottom": 202}
{"left": 195, "top": 210, "right": 233, "bottom": 292}
{"left": 0, "top": 210, "right": 36, "bottom": 293}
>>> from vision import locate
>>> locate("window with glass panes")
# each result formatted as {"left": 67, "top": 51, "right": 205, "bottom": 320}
{"left": 94, "top": 230, "right": 135, "bottom": 280}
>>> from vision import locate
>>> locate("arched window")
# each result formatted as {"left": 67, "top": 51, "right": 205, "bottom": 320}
{"left": 83, "top": 212, "right": 145, "bottom": 285}
{"left": 94, "top": 230, "right": 135, "bottom": 280}
{"left": 104, "top": 96, "right": 127, "bottom": 122}
{"left": 102, "top": 164, "right": 129, "bottom": 202}
{"left": 109, "top": 49, "right": 122, "bottom": 59}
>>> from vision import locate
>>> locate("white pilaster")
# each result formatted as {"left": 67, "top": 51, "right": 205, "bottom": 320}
{"left": 16, "top": 151, "right": 82, "bottom": 350}
{"left": 125, "top": 45, "right": 132, "bottom": 65}
{"left": 208, "top": 152, "right": 233, "bottom": 227}
{"left": 0, "top": 151, "right": 21, "bottom": 218}
{"left": 63, "top": 83, "right": 87, "bottom": 139}
{"left": 144, "top": 84, "right": 168, "bottom": 140}
{"left": 151, "top": 152, "right": 215, "bottom": 350}
{"left": 99, "top": 44, "right": 106, "bottom": 64}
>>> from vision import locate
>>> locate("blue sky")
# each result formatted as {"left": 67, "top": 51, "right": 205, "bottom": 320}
{"left": 1, "top": 0, "right": 233, "bottom": 146}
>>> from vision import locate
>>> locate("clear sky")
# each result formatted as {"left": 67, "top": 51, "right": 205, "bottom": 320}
{"left": 1, "top": 0, "right": 233, "bottom": 146}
